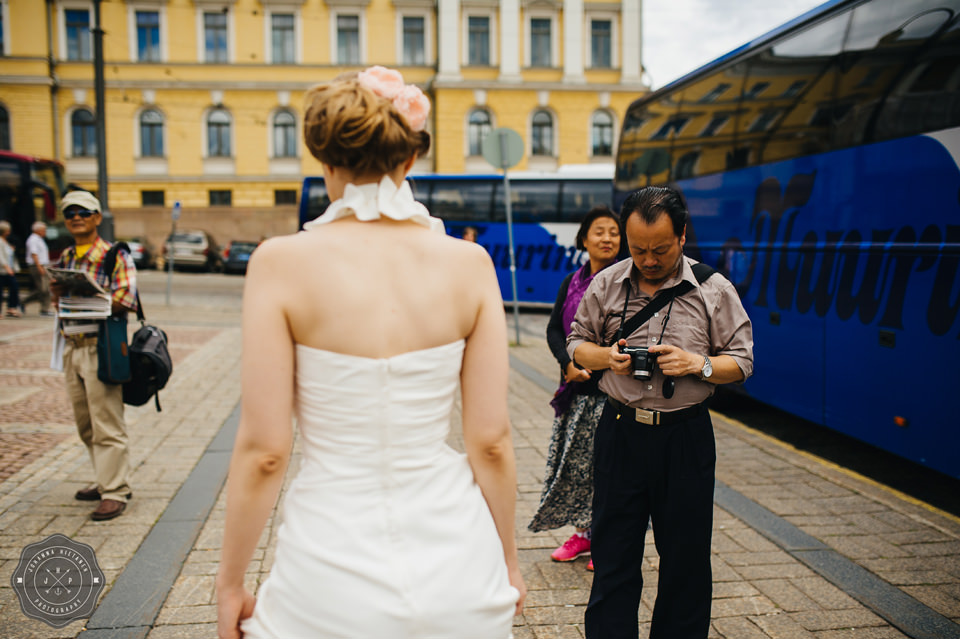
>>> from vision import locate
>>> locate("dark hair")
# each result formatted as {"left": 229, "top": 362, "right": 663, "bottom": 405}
{"left": 619, "top": 186, "right": 687, "bottom": 237}
{"left": 575, "top": 205, "right": 619, "bottom": 250}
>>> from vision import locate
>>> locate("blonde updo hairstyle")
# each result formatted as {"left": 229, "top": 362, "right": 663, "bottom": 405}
{"left": 303, "top": 74, "right": 431, "bottom": 176}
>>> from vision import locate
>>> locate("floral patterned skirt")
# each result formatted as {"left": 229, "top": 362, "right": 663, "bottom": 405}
{"left": 528, "top": 393, "right": 606, "bottom": 532}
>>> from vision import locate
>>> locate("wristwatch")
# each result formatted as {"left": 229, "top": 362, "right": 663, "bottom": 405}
{"left": 700, "top": 356, "right": 713, "bottom": 381}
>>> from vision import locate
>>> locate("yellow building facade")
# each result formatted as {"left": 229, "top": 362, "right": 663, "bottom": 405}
{"left": 0, "top": 0, "right": 646, "bottom": 237}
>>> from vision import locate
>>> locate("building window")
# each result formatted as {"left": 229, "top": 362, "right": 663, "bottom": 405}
{"left": 273, "top": 110, "right": 297, "bottom": 158}
{"left": 71, "top": 108, "right": 96, "bottom": 157}
{"left": 337, "top": 15, "right": 360, "bottom": 64}
{"left": 748, "top": 109, "right": 780, "bottom": 133}
{"left": 781, "top": 80, "right": 806, "bottom": 97}
{"left": 0, "top": 4, "right": 6, "bottom": 56}
{"left": 209, "top": 189, "right": 232, "bottom": 206}
{"left": 66, "top": 9, "right": 91, "bottom": 61}
{"left": 468, "top": 16, "right": 490, "bottom": 66}
{"left": 140, "top": 109, "right": 164, "bottom": 157}
{"left": 651, "top": 116, "right": 689, "bottom": 140}
{"left": 530, "top": 18, "right": 551, "bottom": 67}
{"left": 204, "top": 12, "right": 228, "bottom": 63}
{"left": 700, "top": 114, "right": 729, "bottom": 137}
{"left": 744, "top": 82, "right": 770, "bottom": 99}
{"left": 467, "top": 108, "right": 492, "bottom": 156}
{"left": 0, "top": 106, "right": 9, "bottom": 150}
{"left": 591, "top": 111, "right": 614, "bottom": 156}
{"left": 141, "top": 190, "right": 165, "bottom": 206}
{"left": 698, "top": 83, "right": 731, "bottom": 103}
{"left": 207, "top": 109, "right": 231, "bottom": 157}
{"left": 136, "top": 10, "right": 160, "bottom": 62}
{"left": 402, "top": 16, "right": 425, "bottom": 65}
{"left": 271, "top": 13, "right": 295, "bottom": 64}
{"left": 531, "top": 110, "right": 554, "bottom": 156}
{"left": 275, "top": 189, "right": 297, "bottom": 205}
{"left": 591, "top": 20, "right": 611, "bottom": 68}
{"left": 675, "top": 152, "right": 699, "bottom": 179}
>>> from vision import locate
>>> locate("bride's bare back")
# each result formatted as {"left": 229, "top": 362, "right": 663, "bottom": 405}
{"left": 249, "top": 217, "right": 496, "bottom": 358}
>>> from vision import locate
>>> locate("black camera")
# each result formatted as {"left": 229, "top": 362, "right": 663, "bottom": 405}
{"left": 620, "top": 344, "right": 658, "bottom": 380}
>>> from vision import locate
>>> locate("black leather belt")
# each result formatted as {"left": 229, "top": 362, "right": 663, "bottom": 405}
{"left": 607, "top": 397, "right": 709, "bottom": 426}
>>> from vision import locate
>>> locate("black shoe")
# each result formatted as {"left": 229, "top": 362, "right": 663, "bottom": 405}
{"left": 75, "top": 487, "right": 101, "bottom": 501}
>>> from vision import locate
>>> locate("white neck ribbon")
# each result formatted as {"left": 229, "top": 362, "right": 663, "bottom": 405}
{"left": 303, "top": 176, "right": 445, "bottom": 233}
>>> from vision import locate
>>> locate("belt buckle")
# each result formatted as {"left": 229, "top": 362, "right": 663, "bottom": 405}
{"left": 635, "top": 408, "right": 658, "bottom": 425}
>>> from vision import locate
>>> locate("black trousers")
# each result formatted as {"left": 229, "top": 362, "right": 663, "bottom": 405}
{"left": 585, "top": 399, "right": 716, "bottom": 639}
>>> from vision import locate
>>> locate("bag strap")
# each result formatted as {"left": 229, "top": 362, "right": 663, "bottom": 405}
{"left": 102, "top": 241, "right": 146, "bottom": 323}
{"left": 613, "top": 261, "right": 717, "bottom": 344}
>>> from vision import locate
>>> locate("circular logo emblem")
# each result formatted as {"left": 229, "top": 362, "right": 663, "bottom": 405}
{"left": 10, "top": 533, "right": 105, "bottom": 628}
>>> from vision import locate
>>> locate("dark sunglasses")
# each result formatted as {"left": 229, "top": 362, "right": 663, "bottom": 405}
{"left": 64, "top": 209, "right": 96, "bottom": 220}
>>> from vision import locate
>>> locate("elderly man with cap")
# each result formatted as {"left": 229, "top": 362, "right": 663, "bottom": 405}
{"left": 24, "top": 221, "right": 54, "bottom": 316}
{"left": 50, "top": 190, "right": 138, "bottom": 521}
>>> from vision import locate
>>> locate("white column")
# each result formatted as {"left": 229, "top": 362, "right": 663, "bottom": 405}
{"left": 621, "top": 0, "right": 642, "bottom": 84}
{"left": 563, "top": 0, "right": 584, "bottom": 83}
{"left": 499, "top": 0, "right": 521, "bottom": 83}
{"left": 437, "top": 0, "right": 461, "bottom": 81}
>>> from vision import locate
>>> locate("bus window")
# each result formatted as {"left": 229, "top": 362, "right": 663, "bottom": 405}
{"left": 428, "top": 179, "right": 495, "bottom": 221}
{"left": 492, "top": 179, "right": 557, "bottom": 223}
{"left": 304, "top": 179, "right": 330, "bottom": 223}
{"left": 559, "top": 180, "right": 613, "bottom": 221}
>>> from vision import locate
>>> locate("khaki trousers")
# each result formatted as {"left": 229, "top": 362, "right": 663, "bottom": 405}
{"left": 63, "top": 340, "right": 132, "bottom": 502}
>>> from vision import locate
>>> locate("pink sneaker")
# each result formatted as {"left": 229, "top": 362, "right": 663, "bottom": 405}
{"left": 551, "top": 534, "right": 591, "bottom": 562}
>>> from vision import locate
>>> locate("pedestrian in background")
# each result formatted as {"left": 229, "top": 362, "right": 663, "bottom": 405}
{"left": 24, "top": 221, "right": 54, "bottom": 316}
{"left": 529, "top": 206, "right": 620, "bottom": 571}
{"left": 569, "top": 186, "right": 753, "bottom": 638}
{"left": 50, "top": 191, "right": 138, "bottom": 521}
{"left": 462, "top": 225, "right": 478, "bottom": 242}
{"left": 0, "top": 221, "right": 23, "bottom": 317}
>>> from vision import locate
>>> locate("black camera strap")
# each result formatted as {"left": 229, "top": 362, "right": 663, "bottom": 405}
{"left": 614, "top": 279, "right": 693, "bottom": 345}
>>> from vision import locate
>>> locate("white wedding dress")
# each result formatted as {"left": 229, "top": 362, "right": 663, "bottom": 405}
{"left": 240, "top": 179, "right": 519, "bottom": 639}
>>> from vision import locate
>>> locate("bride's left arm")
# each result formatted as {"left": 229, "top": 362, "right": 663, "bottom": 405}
{"left": 216, "top": 240, "right": 296, "bottom": 639}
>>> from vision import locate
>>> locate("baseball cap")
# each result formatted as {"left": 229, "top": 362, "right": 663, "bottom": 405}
{"left": 60, "top": 190, "right": 102, "bottom": 214}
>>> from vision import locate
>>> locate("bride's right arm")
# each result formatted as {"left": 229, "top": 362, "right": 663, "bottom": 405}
{"left": 460, "top": 250, "right": 527, "bottom": 615}
{"left": 216, "top": 240, "right": 296, "bottom": 639}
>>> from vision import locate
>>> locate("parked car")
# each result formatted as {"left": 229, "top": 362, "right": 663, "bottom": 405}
{"left": 161, "top": 230, "right": 221, "bottom": 272}
{"left": 119, "top": 237, "right": 156, "bottom": 270}
{"left": 222, "top": 241, "right": 259, "bottom": 275}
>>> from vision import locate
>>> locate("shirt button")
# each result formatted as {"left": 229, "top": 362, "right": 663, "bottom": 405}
{"left": 647, "top": 385, "right": 653, "bottom": 390}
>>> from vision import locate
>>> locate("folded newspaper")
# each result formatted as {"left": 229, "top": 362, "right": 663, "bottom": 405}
{"left": 49, "top": 267, "right": 111, "bottom": 320}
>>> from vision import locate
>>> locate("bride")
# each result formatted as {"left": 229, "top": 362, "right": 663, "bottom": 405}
{"left": 216, "top": 66, "right": 526, "bottom": 638}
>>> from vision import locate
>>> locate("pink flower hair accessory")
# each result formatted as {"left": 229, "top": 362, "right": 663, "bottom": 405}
{"left": 357, "top": 65, "right": 431, "bottom": 132}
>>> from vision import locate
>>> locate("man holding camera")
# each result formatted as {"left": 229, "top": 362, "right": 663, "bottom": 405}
{"left": 568, "top": 186, "right": 753, "bottom": 638}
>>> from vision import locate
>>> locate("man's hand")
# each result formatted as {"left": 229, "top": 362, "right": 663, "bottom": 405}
{"left": 648, "top": 344, "right": 699, "bottom": 377}
{"left": 609, "top": 339, "right": 633, "bottom": 376}
{"left": 563, "top": 362, "right": 592, "bottom": 383}
{"left": 49, "top": 277, "right": 64, "bottom": 305}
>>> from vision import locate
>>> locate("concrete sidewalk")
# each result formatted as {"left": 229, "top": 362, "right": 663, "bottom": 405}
{"left": 2, "top": 305, "right": 959, "bottom": 638}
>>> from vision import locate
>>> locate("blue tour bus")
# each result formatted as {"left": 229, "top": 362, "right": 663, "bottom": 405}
{"left": 299, "top": 167, "right": 615, "bottom": 305}
{"left": 614, "top": 0, "right": 960, "bottom": 477}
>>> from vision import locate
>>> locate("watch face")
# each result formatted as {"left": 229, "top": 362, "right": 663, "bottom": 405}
{"left": 703, "top": 358, "right": 713, "bottom": 377}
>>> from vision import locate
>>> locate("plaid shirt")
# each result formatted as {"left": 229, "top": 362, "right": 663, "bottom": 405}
{"left": 55, "top": 236, "right": 138, "bottom": 312}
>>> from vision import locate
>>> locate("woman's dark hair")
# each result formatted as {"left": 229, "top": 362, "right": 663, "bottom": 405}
{"left": 619, "top": 186, "right": 687, "bottom": 237}
{"left": 575, "top": 205, "right": 619, "bottom": 250}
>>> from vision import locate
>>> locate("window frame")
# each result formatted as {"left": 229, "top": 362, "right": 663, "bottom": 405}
{"left": 530, "top": 109, "right": 556, "bottom": 157}
{"left": 463, "top": 11, "right": 497, "bottom": 67}
{"left": 590, "top": 109, "right": 615, "bottom": 157}
{"left": 585, "top": 11, "right": 619, "bottom": 70}
{"left": 526, "top": 13, "right": 556, "bottom": 68}
{"left": 397, "top": 11, "right": 431, "bottom": 66}
{"left": 61, "top": 3, "right": 92, "bottom": 62}
{"left": 197, "top": 8, "right": 233, "bottom": 63}
{"left": 209, "top": 189, "right": 232, "bottom": 206}
{"left": 331, "top": 10, "right": 364, "bottom": 65}
{"left": 141, "top": 190, "right": 165, "bottom": 207}
{"left": 127, "top": 5, "right": 166, "bottom": 63}
{"left": 0, "top": 103, "right": 10, "bottom": 150}
{"left": 70, "top": 107, "right": 97, "bottom": 157}
{"left": 138, "top": 107, "right": 165, "bottom": 158}
{"left": 204, "top": 107, "right": 233, "bottom": 158}
{"left": 265, "top": 8, "right": 300, "bottom": 65}
{"left": 271, "top": 109, "right": 298, "bottom": 159}
{"left": 1, "top": 0, "right": 11, "bottom": 57}
{"left": 466, "top": 107, "right": 494, "bottom": 157}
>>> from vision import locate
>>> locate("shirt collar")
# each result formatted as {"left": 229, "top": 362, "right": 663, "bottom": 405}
{"left": 613, "top": 255, "right": 696, "bottom": 297}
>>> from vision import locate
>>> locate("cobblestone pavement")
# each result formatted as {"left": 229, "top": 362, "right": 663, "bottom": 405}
{"left": 2, "top": 291, "right": 959, "bottom": 638}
